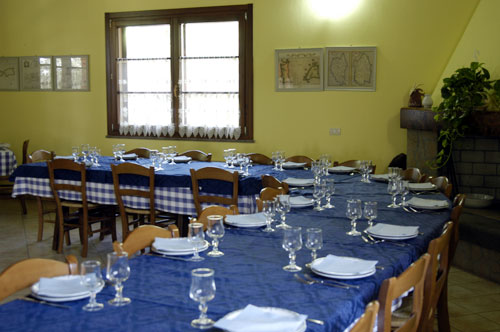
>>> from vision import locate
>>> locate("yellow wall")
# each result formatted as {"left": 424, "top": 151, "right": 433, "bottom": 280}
{"left": 0, "top": 0, "right": 479, "bottom": 171}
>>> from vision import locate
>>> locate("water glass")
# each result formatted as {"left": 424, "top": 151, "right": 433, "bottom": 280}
{"left": 188, "top": 223, "right": 205, "bottom": 261}
{"left": 363, "top": 201, "right": 378, "bottom": 227}
{"left": 81, "top": 144, "right": 90, "bottom": 162}
{"left": 360, "top": 160, "right": 373, "bottom": 183}
{"left": 399, "top": 180, "right": 410, "bottom": 206}
{"left": 168, "top": 145, "right": 177, "bottom": 165}
{"left": 189, "top": 268, "right": 216, "bottom": 329}
{"left": 323, "top": 178, "right": 335, "bottom": 209}
{"left": 311, "top": 160, "right": 323, "bottom": 183}
{"left": 313, "top": 180, "right": 326, "bottom": 211}
{"left": 277, "top": 151, "right": 285, "bottom": 171}
{"left": 71, "top": 146, "right": 79, "bottom": 162}
{"left": 206, "top": 215, "right": 225, "bottom": 257}
{"left": 282, "top": 227, "right": 303, "bottom": 272}
{"left": 305, "top": 228, "right": 323, "bottom": 268}
{"left": 118, "top": 144, "right": 126, "bottom": 161}
{"left": 80, "top": 260, "right": 104, "bottom": 311}
{"left": 106, "top": 252, "right": 131, "bottom": 306}
{"left": 346, "top": 199, "right": 362, "bottom": 236}
{"left": 275, "top": 194, "right": 291, "bottom": 229}
{"left": 262, "top": 200, "right": 276, "bottom": 232}
{"left": 271, "top": 151, "right": 279, "bottom": 170}
{"left": 93, "top": 147, "right": 101, "bottom": 166}
{"left": 387, "top": 178, "right": 400, "bottom": 208}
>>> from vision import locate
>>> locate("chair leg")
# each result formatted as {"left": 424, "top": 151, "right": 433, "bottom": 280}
{"left": 65, "top": 231, "right": 71, "bottom": 245}
{"left": 437, "top": 283, "right": 451, "bottom": 332}
{"left": 20, "top": 196, "right": 27, "bottom": 215}
{"left": 57, "top": 210, "right": 65, "bottom": 254}
{"left": 36, "top": 197, "right": 44, "bottom": 242}
{"left": 81, "top": 212, "right": 88, "bottom": 258}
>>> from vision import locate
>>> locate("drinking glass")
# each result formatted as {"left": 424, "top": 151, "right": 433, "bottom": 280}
{"left": 223, "top": 149, "right": 230, "bottom": 167}
{"left": 275, "top": 194, "right": 291, "bottom": 229}
{"left": 305, "top": 228, "right": 323, "bottom": 268}
{"left": 150, "top": 150, "right": 162, "bottom": 171}
{"left": 81, "top": 144, "right": 90, "bottom": 162}
{"left": 118, "top": 144, "right": 126, "bottom": 161}
{"left": 320, "top": 154, "right": 331, "bottom": 176}
{"left": 278, "top": 151, "right": 285, "bottom": 171}
{"left": 387, "top": 178, "right": 400, "bottom": 208}
{"left": 93, "top": 147, "right": 101, "bottom": 166}
{"left": 227, "top": 149, "right": 236, "bottom": 168}
{"left": 346, "top": 199, "right": 362, "bottom": 236}
{"left": 363, "top": 201, "right": 378, "bottom": 228}
{"left": 206, "top": 215, "right": 225, "bottom": 257}
{"left": 189, "top": 268, "right": 216, "bottom": 329}
{"left": 272, "top": 151, "right": 279, "bottom": 170}
{"left": 399, "top": 180, "right": 410, "bottom": 206}
{"left": 168, "top": 145, "right": 177, "bottom": 165}
{"left": 80, "top": 260, "right": 104, "bottom": 311}
{"left": 311, "top": 160, "right": 322, "bottom": 183}
{"left": 323, "top": 178, "right": 335, "bottom": 208}
{"left": 106, "top": 252, "right": 131, "bottom": 306}
{"left": 313, "top": 180, "right": 326, "bottom": 211}
{"left": 361, "top": 160, "right": 373, "bottom": 183}
{"left": 188, "top": 223, "right": 205, "bottom": 262}
{"left": 71, "top": 146, "right": 79, "bottom": 162}
{"left": 282, "top": 227, "right": 303, "bottom": 272}
{"left": 112, "top": 144, "right": 119, "bottom": 161}
{"left": 262, "top": 200, "right": 276, "bottom": 232}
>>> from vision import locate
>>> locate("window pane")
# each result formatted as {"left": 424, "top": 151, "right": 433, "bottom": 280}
{"left": 124, "top": 25, "right": 170, "bottom": 58}
{"left": 182, "top": 22, "right": 238, "bottom": 57}
{"left": 180, "top": 94, "right": 239, "bottom": 127}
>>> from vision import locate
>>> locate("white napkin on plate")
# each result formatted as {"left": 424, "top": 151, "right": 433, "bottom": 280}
{"left": 328, "top": 166, "right": 355, "bottom": 173}
{"left": 214, "top": 304, "right": 307, "bottom": 332}
{"left": 290, "top": 196, "right": 314, "bottom": 207}
{"left": 173, "top": 155, "right": 192, "bottom": 163}
{"left": 407, "top": 197, "right": 449, "bottom": 208}
{"left": 225, "top": 213, "right": 266, "bottom": 226}
{"left": 153, "top": 237, "right": 195, "bottom": 251}
{"left": 408, "top": 183, "right": 436, "bottom": 190}
{"left": 37, "top": 276, "right": 88, "bottom": 297}
{"left": 312, "top": 254, "right": 378, "bottom": 275}
{"left": 283, "top": 178, "right": 315, "bottom": 186}
{"left": 366, "top": 223, "right": 419, "bottom": 238}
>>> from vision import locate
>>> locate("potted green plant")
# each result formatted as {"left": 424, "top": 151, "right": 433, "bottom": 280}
{"left": 430, "top": 62, "right": 500, "bottom": 168}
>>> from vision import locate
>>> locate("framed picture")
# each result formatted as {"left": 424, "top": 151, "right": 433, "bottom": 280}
{"left": 324, "top": 46, "right": 376, "bottom": 91}
{"left": 53, "top": 55, "right": 90, "bottom": 91}
{"left": 0, "top": 57, "right": 20, "bottom": 91}
{"left": 20, "top": 56, "right": 53, "bottom": 91}
{"left": 275, "top": 48, "right": 323, "bottom": 92}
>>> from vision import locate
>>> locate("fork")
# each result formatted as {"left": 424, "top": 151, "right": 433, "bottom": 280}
{"left": 303, "top": 273, "right": 360, "bottom": 289}
{"left": 294, "top": 274, "right": 349, "bottom": 289}
{"left": 146, "top": 253, "right": 193, "bottom": 261}
{"left": 364, "top": 233, "right": 408, "bottom": 247}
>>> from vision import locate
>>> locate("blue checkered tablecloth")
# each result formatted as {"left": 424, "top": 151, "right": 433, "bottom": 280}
{"left": 0, "top": 149, "right": 17, "bottom": 176}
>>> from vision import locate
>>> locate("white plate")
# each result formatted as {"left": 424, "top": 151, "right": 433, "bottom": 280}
{"left": 407, "top": 197, "right": 449, "bottom": 210}
{"left": 283, "top": 178, "right": 315, "bottom": 187}
{"left": 32, "top": 275, "right": 89, "bottom": 298}
{"left": 282, "top": 162, "right": 307, "bottom": 169}
{"left": 31, "top": 277, "right": 104, "bottom": 303}
{"left": 152, "top": 241, "right": 209, "bottom": 256}
{"left": 217, "top": 307, "right": 306, "bottom": 332}
{"left": 328, "top": 166, "right": 356, "bottom": 174}
{"left": 366, "top": 232, "right": 418, "bottom": 240}
{"left": 408, "top": 183, "right": 437, "bottom": 191}
{"left": 225, "top": 213, "right": 267, "bottom": 228}
{"left": 173, "top": 156, "right": 192, "bottom": 163}
{"left": 311, "top": 263, "right": 376, "bottom": 279}
{"left": 290, "top": 196, "right": 314, "bottom": 208}
{"left": 365, "top": 223, "right": 419, "bottom": 239}
{"left": 371, "top": 174, "right": 390, "bottom": 182}
{"left": 311, "top": 256, "right": 377, "bottom": 277}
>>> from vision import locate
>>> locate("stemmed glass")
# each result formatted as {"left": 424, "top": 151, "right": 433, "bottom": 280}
{"left": 168, "top": 145, "right": 177, "bottom": 165}
{"left": 272, "top": 151, "right": 279, "bottom": 170}
{"left": 71, "top": 146, "right": 79, "bottom": 162}
{"left": 189, "top": 268, "right": 216, "bottom": 329}
{"left": 188, "top": 223, "right": 205, "bottom": 262}
{"left": 346, "top": 199, "right": 362, "bottom": 236}
{"left": 313, "top": 180, "right": 326, "bottom": 211}
{"left": 360, "top": 160, "right": 373, "bottom": 183}
{"left": 81, "top": 144, "right": 90, "bottom": 162}
{"left": 363, "top": 201, "right": 378, "bottom": 228}
{"left": 262, "top": 200, "right": 276, "bottom": 232}
{"left": 282, "top": 227, "right": 303, "bottom": 272}
{"left": 92, "top": 147, "right": 101, "bottom": 166}
{"left": 275, "top": 194, "right": 291, "bottom": 229}
{"left": 150, "top": 150, "right": 162, "bottom": 171}
{"left": 323, "top": 178, "right": 335, "bottom": 209}
{"left": 399, "top": 180, "right": 410, "bottom": 206}
{"left": 277, "top": 151, "right": 285, "bottom": 171}
{"left": 106, "top": 252, "right": 131, "bottom": 306}
{"left": 80, "top": 260, "right": 104, "bottom": 312}
{"left": 227, "top": 149, "right": 236, "bottom": 168}
{"left": 223, "top": 149, "right": 230, "bottom": 167}
{"left": 311, "top": 161, "right": 322, "bottom": 184}
{"left": 387, "top": 178, "right": 400, "bottom": 208}
{"left": 319, "top": 154, "right": 331, "bottom": 176}
{"left": 112, "top": 144, "right": 119, "bottom": 161}
{"left": 206, "top": 215, "right": 225, "bottom": 257}
{"left": 305, "top": 228, "right": 323, "bottom": 268}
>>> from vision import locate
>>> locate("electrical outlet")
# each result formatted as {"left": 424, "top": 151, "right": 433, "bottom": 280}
{"left": 329, "top": 128, "right": 341, "bottom": 136}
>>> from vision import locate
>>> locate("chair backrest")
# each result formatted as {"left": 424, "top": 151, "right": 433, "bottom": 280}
{"left": 377, "top": 254, "right": 430, "bottom": 332}
{"left": 111, "top": 162, "right": 156, "bottom": 221}
{"left": 178, "top": 150, "right": 212, "bottom": 162}
{"left": 190, "top": 167, "right": 239, "bottom": 217}
{"left": 430, "top": 176, "right": 452, "bottom": 198}
{"left": 29, "top": 149, "right": 54, "bottom": 163}
{"left": 402, "top": 168, "right": 422, "bottom": 183}
{"left": 256, "top": 187, "right": 285, "bottom": 211}
{"left": 0, "top": 255, "right": 78, "bottom": 301}
{"left": 261, "top": 174, "right": 289, "bottom": 193}
{"left": 453, "top": 193, "right": 466, "bottom": 207}
{"left": 113, "top": 224, "right": 179, "bottom": 258}
{"left": 350, "top": 301, "right": 380, "bottom": 332}
{"left": 247, "top": 153, "right": 273, "bottom": 165}
{"left": 191, "top": 205, "right": 239, "bottom": 230}
{"left": 336, "top": 160, "right": 377, "bottom": 173}
{"left": 420, "top": 222, "right": 453, "bottom": 332}
{"left": 22, "top": 139, "right": 29, "bottom": 164}
{"left": 285, "top": 155, "right": 314, "bottom": 167}
{"left": 48, "top": 159, "right": 88, "bottom": 207}
{"left": 125, "top": 147, "right": 152, "bottom": 158}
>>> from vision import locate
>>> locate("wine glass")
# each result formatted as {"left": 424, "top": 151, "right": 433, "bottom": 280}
{"left": 106, "top": 251, "right": 131, "bottom": 306}
{"left": 323, "top": 178, "right": 335, "bottom": 209}
{"left": 275, "top": 194, "right": 291, "bottom": 229}
{"left": 278, "top": 151, "right": 285, "bottom": 171}
{"left": 206, "top": 215, "right": 225, "bottom": 257}
{"left": 313, "top": 180, "right": 326, "bottom": 211}
{"left": 188, "top": 223, "right": 205, "bottom": 262}
{"left": 189, "top": 268, "right": 216, "bottom": 329}
{"left": 71, "top": 146, "right": 79, "bottom": 162}
{"left": 81, "top": 144, "right": 90, "bottom": 162}
{"left": 311, "top": 160, "right": 322, "bottom": 183}
{"left": 80, "top": 260, "right": 104, "bottom": 312}
{"left": 168, "top": 145, "right": 177, "bottom": 165}
{"left": 363, "top": 201, "right": 378, "bottom": 228}
{"left": 223, "top": 149, "right": 230, "bottom": 167}
{"left": 262, "top": 200, "right": 276, "bottom": 232}
{"left": 93, "top": 147, "right": 101, "bottom": 166}
{"left": 118, "top": 144, "right": 126, "bottom": 161}
{"left": 282, "top": 227, "right": 302, "bottom": 272}
{"left": 272, "top": 151, "right": 279, "bottom": 170}
{"left": 346, "top": 199, "right": 362, "bottom": 236}
{"left": 387, "top": 178, "right": 400, "bottom": 208}
{"left": 305, "top": 228, "right": 323, "bottom": 268}
{"left": 399, "top": 180, "right": 410, "bottom": 206}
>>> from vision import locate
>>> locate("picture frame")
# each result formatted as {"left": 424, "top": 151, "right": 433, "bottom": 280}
{"left": 53, "top": 55, "right": 90, "bottom": 91}
{"left": 0, "top": 57, "right": 20, "bottom": 91}
{"left": 19, "top": 56, "right": 53, "bottom": 91}
{"left": 324, "top": 46, "right": 376, "bottom": 91}
{"left": 275, "top": 48, "right": 323, "bottom": 92}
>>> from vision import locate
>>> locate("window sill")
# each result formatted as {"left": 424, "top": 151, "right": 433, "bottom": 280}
{"left": 105, "top": 134, "right": 255, "bottom": 143}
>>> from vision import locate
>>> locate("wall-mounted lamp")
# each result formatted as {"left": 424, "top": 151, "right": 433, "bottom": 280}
{"left": 309, "top": 0, "right": 362, "bottom": 19}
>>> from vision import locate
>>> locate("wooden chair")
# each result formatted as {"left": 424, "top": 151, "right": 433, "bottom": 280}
{"left": 430, "top": 176, "right": 452, "bottom": 198}
{"left": 190, "top": 167, "right": 239, "bottom": 217}
{"left": 377, "top": 254, "right": 430, "bottom": 332}
{"left": 256, "top": 187, "right": 285, "bottom": 212}
{"left": 261, "top": 174, "right": 289, "bottom": 193}
{"left": 28, "top": 150, "right": 55, "bottom": 164}
{"left": 350, "top": 301, "right": 380, "bottom": 332}
{"left": 453, "top": 193, "right": 466, "bottom": 207}
{"left": 285, "top": 155, "right": 314, "bottom": 167}
{"left": 111, "top": 162, "right": 176, "bottom": 241}
{"left": 0, "top": 255, "right": 78, "bottom": 302}
{"left": 48, "top": 159, "right": 117, "bottom": 257}
{"left": 247, "top": 153, "right": 273, "bottom": 165}
{"left": 402, "top": 168, "right": 422, "bottom": 183}
{"left": 113, "top": 224, "right": 179, "bottom": 258}
{"left": 22, "top": 139, "right": 30, "bottom": 165}
{"left": 335, "top": 160, "right": 377, "bottom": 173}
{"left": 178, "top": 150, "right": 212, "bottom": 162}
{"left": 190, "top": 205, "right": 238, "bottom": 230}
{"left": 420, "top": 174, "right": 432, "bottom": 183}
{"left": 125, "top": 147, "right": 151, "bottom": 158}
{"left": 419, "top": 222, "right": 453, "bottom": 332}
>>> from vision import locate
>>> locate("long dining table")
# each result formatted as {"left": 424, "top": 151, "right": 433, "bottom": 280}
{"left": 3, "top": 161, "right": 451, "bottom": 331}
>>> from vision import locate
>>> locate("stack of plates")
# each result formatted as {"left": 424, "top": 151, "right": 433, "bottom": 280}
{"left": 282, "top": 161, "right": 307, "bottom": 169}
{"left": 173, "top": 156, "right": 192, "bottom": 163}
{"left": 0, "top": 143, "right": 11, "bottom": 150}
{"left": 328, "top": 166, "right": 356, "bottom": 174}
{"left": 371, "top": 174, "right": 390, "bottom": 182}
{"left": 365, "top": 223, "right": 419, "bottom": 240}
{"left": 225, "top": 213, "right": 267, "bottom": 228}
{"left": 290, "top": 196, "right": 314, "bottom": 208}
{"left": 152, "top": 237, "right": 209, "bottom": 256}
{"left": 122, "top": 153, "right": 138, "bottom": 160}
{"left": 408, "top": 183, "right": 437, "bottom": 191}
{"left": 283, "top": 178, "right": 315, "bottom": 187}
{"left": 310, "top": 255, "right": 378, "bottom": 279}
{"left": 407, "top": 197, "right": 449, "bottom": 210}
{"left": 31, "top": 275, "right": 101, "bottom": 302}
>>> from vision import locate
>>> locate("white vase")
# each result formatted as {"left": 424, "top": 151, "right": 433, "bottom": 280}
{"left": 422, "top": 94, "right": 433, "bottom": 108}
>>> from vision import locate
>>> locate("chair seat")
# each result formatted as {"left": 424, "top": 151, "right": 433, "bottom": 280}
{"left": 61, "top": 201, "right": 98, "bottom": 209}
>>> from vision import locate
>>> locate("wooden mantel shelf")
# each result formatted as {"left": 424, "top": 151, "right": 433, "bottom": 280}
{"left": 400, "top": 108, "right": 437, "bottom": 131}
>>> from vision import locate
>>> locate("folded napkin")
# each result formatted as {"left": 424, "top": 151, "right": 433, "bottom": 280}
{"left": 371, "top": 174, "right": 390, "bottom": 181}
{"left": 407, "top": 197, "right": 449, "bottom": 208}
{"left": 328, "top": 166, "right": 356, "bottom": 173}
{"left": 282, "top": 161, "right": 306, "bottom": 169}
{"left": 214, "top": 304, "right": 307, "bottom": 332}
{"left": 312, "top": 254, "right": 378, "bottom": 275}
{"left": 290, "top": 196, "right": 314, "bottom": 207}
{"left": 366, "top": 223, "right": 419, "bottom": 238}
{"left": 225, "top": 213, "right": 266, "bottom": 226}
{"left": 408, "top": 183, "right": 436, "bottom": 191}
{"left": 0, "top": 143, "right": 11, "bottom": 149}
{"left": 122, "top": 153, "right": 138, "bottom": 160}
{"left": 283, "top": 178, "right": 315, "bottom": 186}
{"left": 37, "top": 276, "right": 88, "bottom": 297}
{"left": 173, "top": 155, "right": 192, "bottom": 163}
{"left": 153, "top": 237, "right": 197, "bottom": 251}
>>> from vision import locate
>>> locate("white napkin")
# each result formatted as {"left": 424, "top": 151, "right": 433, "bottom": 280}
{"left": 153, "top": 237, "right": 195, "bottom": 251}
{"left": 283, "top": 178, "right": 315, "bottom": 186}
{"left": 312, "top": 254, "right": 378, "bottom": 275}
{"left": 328, "top": 166, "right": 355, "bottom": 173}
{"left": 214, "top": 304, "right": 307, "bottom": 332}
{"left": 290, "top": 196, "right": 314, "bottom": 207}
{"left": 282, "top": 161, "right": 306, "bottom": 169}
{"left": 37, "top": 276, "right": 88, "bottom": 297}
{"left": 366, "top": 223, "right": 419, "bottom": 238}
{"left": 407, "top": 197, "right": 449, "bottom": 208}
{"left": 174, "top": 155, "right": 192, "bottom": 163}
{"left": 225, "top": 213, "right": 266, "bottom": 226}
{"left": 122, "top": 153, "right": 138, "bottom": 160}
{"left": 408, "top": 183, "right": 436, "bottom": 191}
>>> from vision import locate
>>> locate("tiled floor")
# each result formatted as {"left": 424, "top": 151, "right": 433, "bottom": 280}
{"left": 1, "top": 198, "right": 500, "bottom": 331}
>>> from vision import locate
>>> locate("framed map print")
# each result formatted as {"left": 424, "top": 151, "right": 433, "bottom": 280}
{"left": 20, "top": 56, "right": 53, "bottom": 91}
{"left": 0, "top": 57, "right": 20, "bottom": 90}
{"left": 324, "top": 46, "right": 376, "bottom": 91}
{"left": 275, "top": 48, "right": 323, "bottom": 91}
